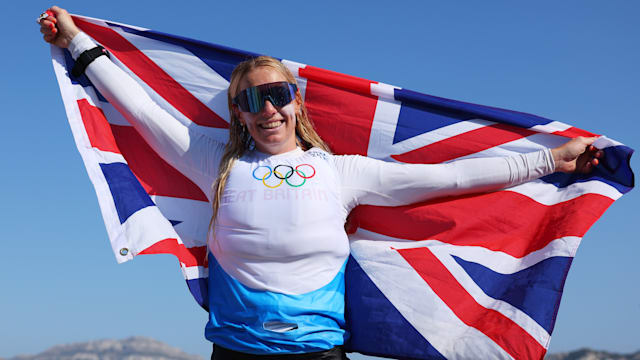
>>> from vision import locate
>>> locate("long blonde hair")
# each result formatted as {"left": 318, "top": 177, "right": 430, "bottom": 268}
{"left": 210, "top": 56, "right": 331, "bottom": 232}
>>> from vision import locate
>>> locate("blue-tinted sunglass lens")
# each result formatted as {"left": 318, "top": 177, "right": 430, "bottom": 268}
{"left": 269, "top": 86, "right": 295, "bottom": 107}
{"left": 246, "top": 87, "right": 263, "bottom": 113}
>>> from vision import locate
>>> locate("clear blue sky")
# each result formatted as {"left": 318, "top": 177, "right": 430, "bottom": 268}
{"left": 2, "top": 1, "right": 638, "bottom": 359}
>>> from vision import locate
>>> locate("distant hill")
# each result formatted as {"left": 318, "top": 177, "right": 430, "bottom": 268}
{"left": 1, "top": 336, "right": 203, "bottom": 360}
{"left": 545, "top": 348, "right": 640, "bottom": 360}
{"left": 2, "top": 337, "right": 639, "bottom": 360}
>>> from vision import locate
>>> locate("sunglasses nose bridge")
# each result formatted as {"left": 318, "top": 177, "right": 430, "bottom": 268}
{"left": 261, "top": 95, "right": 278, "bottom": 113}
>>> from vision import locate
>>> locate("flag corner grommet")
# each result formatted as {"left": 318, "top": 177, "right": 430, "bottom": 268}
{"left": 119, "top": 248, "right": 129, "bottom": 256}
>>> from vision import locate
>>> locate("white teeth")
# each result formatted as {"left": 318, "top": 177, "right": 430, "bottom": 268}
{"left": 260, "top": 121, "right": 283, "bottom": 129}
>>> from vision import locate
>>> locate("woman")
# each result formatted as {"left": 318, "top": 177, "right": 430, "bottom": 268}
{"left": 39, "top": 6, "right": 602, "bottom": 360}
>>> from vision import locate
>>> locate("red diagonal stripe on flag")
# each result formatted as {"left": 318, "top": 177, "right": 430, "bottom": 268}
{"left": 391, "top": 123, "right": 536, "bottom": 164}
{"left": 73, "top": 17, "right": 229, "bottom": 129}
{"left": 552, "top": 127, "right": 597, "bottom": 138}
{"left": 139, "top": 238, "right": 208, "bottom": 268}
{"left": 77, "top": 99, "right": 120, "bottom": 153}
{"left": 397, "top": 246, "right": 546, "bottom": 360}
{"left": 76, "top": 99, "right": 208, "bottom": 201}
{"left": 352, "top": 191, "right": 612, "bottom": 258}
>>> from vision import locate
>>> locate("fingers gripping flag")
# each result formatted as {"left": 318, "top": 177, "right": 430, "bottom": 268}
{"left": 50, "top": 15, "right": 634, "bottom": 360}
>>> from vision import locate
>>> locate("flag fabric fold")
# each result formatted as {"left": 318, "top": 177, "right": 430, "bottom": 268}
{"left": 50, "top": 15, "right": 634, "bottom": 360}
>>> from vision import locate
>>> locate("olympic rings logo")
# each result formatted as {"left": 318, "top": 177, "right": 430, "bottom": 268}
{"left": 252, "top": 164, "right": 316, "bottom": 188}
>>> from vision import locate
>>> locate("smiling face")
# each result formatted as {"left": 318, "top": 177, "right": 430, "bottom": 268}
{"left": 233, "top": 66, "right": 300, "bottom": 155}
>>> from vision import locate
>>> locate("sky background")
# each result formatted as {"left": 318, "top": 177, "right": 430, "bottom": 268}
{"left": 1, "top": 1, "right": 638, "bottom": 359}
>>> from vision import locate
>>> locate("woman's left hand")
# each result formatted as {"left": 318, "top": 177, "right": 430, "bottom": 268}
{"left": 551, "top": 136, "right": 603, "bottom": 173}
{"left": 38, "top": 6, "right": 80, "bottom": 48}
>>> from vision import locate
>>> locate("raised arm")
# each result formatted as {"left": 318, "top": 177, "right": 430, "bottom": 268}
{"left": 40, "top": 7, "right": 223, "bottom": 198}
{"left": 335, "top": 136, "right": 602, "bottom": 211}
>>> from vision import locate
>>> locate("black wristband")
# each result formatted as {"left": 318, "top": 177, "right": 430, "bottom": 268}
{"left": 71, "top": 45, "right": 110, "bottom": 78}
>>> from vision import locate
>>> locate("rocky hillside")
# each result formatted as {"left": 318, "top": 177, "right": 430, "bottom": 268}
{"left": 1, "top": 337, "right": 203, "bottom": 360}
{"left": 2, "top": 337, "right": 639, "bottom": 360}
{"left": 545, "top": 348, "right": 640, "bottom": 360}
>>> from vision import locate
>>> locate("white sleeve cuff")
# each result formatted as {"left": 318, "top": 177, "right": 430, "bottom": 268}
{"left": 512, "top": 148, "right": 557, "bottom": 185}
{"left": 533, "top": 148, "right": 557, "bottom": 178}
{"left": 68, "top": 32, "right": 97, "bottom": 60}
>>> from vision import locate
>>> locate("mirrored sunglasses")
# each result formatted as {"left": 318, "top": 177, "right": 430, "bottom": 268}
{"left": 233, "top": 81, "right": 298, "bottom": 113}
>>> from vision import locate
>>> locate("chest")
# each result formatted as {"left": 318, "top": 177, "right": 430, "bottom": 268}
{"left": 217, "top": 153, "right": 345, "bottom": 230}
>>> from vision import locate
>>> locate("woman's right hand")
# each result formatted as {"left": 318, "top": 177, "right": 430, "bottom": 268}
{"left": 38, "top": 6, "right": 80, "bottom": 48}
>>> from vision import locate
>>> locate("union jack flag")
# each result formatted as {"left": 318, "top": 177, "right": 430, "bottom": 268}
{"left": 50, "top": 15, "right": 634, "bottom": 360}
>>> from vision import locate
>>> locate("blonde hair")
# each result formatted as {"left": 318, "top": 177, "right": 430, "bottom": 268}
{"left": 209, "top": 56, "right": 331, "bottom": 232}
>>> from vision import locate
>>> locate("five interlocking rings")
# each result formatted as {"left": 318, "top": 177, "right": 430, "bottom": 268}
{"left": 252, "top": 164, "right": 316, "bottom": 188}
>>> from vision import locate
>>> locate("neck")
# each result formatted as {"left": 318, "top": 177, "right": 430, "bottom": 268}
{"left": 255, "top": 142, "right": 299, "bottom": 155}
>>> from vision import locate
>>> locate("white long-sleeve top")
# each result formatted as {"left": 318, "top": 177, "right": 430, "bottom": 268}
{"left": 69, "top": 32, "right": 556, "bottom": 353}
